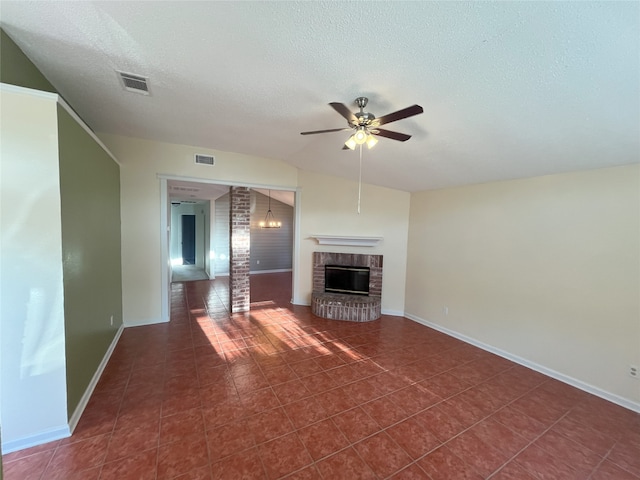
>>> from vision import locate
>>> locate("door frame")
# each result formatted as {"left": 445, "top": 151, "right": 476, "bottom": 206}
{"left": 158, "top": 174, "right": 300, "bottom": 323}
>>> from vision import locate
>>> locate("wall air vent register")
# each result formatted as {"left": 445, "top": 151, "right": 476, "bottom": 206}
{"left": 195, "top": 154, "right": 215, "bottom": 166}
{"left": 117, "top": 71, "right": 150, "bottom": 95}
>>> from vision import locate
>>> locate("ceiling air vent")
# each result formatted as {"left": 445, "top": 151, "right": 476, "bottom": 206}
{"left": 195, "top": 154, "right": 215, "bottom": 166}
{"left": 117, "top": 71, "right": 150, "bottom": 95}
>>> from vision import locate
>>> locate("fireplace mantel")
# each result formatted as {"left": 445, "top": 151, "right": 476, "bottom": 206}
{"left": 310, "top": 235, "right": 382, "bottom": 247}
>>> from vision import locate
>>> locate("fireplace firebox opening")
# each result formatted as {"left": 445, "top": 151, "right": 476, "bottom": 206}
{"left": 324, "top": 265, "right": 370, "bottom": 296}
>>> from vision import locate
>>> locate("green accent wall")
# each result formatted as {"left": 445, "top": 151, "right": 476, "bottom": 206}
{"left": 57, "top": 105, "right": 123, "bottom": 416}
{"left": 1, "top": 29, "right": 56, "bottom": 92}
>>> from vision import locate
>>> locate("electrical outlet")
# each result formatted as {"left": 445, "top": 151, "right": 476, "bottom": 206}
{"left": 110, "top": 315, "right": 114, "bottom": 326}
{"left": 629, "top": 365, "right": 639, "bottom": 379}
{"left": 256, "top": 260, "right": 260, "bottom": 265}
{"left": 443, "top": 306, "right": 449, "bottom": 316}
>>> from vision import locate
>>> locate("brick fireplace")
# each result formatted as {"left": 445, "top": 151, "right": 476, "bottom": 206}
{"left": 311, "top": 252, "right": 383, "bottom": 322}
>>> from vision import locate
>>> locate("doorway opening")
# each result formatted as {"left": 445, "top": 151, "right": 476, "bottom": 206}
{"left": 161, "top": 178, "right": 299, "bottom": 321}
{"left": 169, "top": 199, "right": 211, "bottom": 283}
{"left": 181, "top": 214, "right": 196, "bottom": 265}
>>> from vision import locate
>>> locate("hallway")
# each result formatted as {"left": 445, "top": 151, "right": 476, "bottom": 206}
{"left": 171, "top": 265, "right": 210, "bottom": 282}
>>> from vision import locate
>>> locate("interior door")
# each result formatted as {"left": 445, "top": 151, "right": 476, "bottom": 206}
{"left": 181, "top": 214, "right": 196, "bottom": 265}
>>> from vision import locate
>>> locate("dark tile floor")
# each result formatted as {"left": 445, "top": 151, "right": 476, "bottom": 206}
{"left": 3, "top": 273, "right": 639, "bottom": 479}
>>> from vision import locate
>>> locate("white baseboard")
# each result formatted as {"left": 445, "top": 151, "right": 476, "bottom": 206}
{"left": 249, "top": 268, "right": 293, "bottom": 275}
{"left": 68, "top": 324, "right": 125, "bottom": 433}
{"left": 2, "top": 424, "right": 71, "bottom": 454}
{"left": 405, "top": 313, "right": 640, "bottom": 414}
{"left": 124, "top": 317, "right": 167, "bottom": 327}
{"left": 2, "top": 425, "right": 71, "bottom": 455}
{"left": 213, "top": 269, "right": 291, "bottom": 277}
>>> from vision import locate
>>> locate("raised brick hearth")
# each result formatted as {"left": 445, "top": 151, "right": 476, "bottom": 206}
{"left": 311, "top": 293, "right": 381, "bottom": 322}
{"left": 311, "top": 252, "right": 382, "bottom": 322}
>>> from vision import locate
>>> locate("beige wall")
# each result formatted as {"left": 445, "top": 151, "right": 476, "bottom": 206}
{"left": 405, "top": 165, "right": 640, "bottom": 407}
{"left": 99, "top": 134, "right": 298, "bottom": 325}
{"left": 297, "top": 170, "right": 411, "bottom": 314}
{"left": 99, "top": 133, "right": 412, "bottom": 324}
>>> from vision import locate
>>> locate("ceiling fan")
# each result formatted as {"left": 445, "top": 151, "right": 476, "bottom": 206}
{"left": 300, "top": 97, "right": 423, "bottom": 149}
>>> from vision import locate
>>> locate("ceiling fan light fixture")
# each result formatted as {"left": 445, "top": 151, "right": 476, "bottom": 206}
{"left": 345, "top": 136, "right": 357, "bottom": 150}
{"left": 366, "top": 134, "right": 378, "bottom": 149}
{"left": 354, "top": 127, "right": 368, "bottom": 145}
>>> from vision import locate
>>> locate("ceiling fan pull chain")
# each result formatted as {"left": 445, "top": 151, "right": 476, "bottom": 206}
{"left": 358, "top": 144, "right": 362, "bottom": 214}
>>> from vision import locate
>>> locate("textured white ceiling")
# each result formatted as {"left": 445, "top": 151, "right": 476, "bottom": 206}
{"left": 1, "top": 1, "right": 638, "bottom": 192}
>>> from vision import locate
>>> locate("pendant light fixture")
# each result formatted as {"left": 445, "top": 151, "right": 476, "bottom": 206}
{"left": 259, "top": 190, "right": 281, "bottom": 228}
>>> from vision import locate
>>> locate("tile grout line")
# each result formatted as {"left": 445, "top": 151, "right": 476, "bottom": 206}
{"left": 16, "top": 275, "right": 636, "bottom": 480}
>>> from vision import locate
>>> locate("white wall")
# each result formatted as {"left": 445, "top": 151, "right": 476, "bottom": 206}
{"left": 297, "top": 170, "right": 411, "bottom": 314}
{"left": 169, "top": 203, "right": 187, "bottom": 264}
{"left": 0, "top": 88, "right": 69, "bottom": 450}
{"left": 203, "top": 200, "right": 211, "bottom": 273}
{"left": 99, "top": 134, "right": 298, "bottom": 326}
{"left": 405, "top": 165, "right": 640, "bottom": 408}
{"left": 213, "top": 193, "right": 231, "bottom": 276}
{"left": 195, "top": 203, "right": 206, "bottom": 269}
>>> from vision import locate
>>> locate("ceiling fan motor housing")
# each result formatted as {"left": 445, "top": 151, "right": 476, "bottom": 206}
{"left": 355, "top": 97, "right": 368, "bottom": 109}
{"left": 351, "top": 98, "right": 377, "bottom": 128}
{"left": 352, "top": 111, "right": 376, "bottom": 127}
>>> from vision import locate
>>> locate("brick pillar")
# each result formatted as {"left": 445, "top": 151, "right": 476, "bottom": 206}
{"left": 229, "top": 186, "right": 251, "bottom": 313}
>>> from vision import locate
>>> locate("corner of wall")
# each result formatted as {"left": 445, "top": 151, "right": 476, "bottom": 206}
{"left": 68, "top": 325, "right": 125, "bottom": 433}
{"left": 0, "top": 28, "right": 56, "bottom": 93}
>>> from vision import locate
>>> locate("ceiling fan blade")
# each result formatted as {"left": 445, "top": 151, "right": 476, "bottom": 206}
{"left": 300, "top": 127, "right": 351, "bottom": 135}
{"left": 374, "top": 104, "right": 423, "bottom": 126}
{"left": 329, "top": 102, "right": 357, "bottom": 123}
{"left": 374, "top": 128, "right": 412, "bottom": 142}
